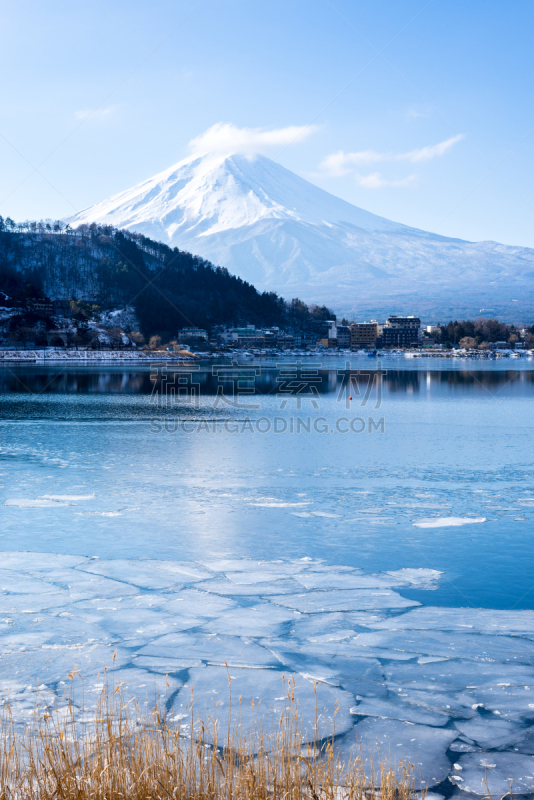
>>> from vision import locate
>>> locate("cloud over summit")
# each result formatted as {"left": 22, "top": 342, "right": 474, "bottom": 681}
{"left": 189, "top": 122, "right": 318, "bottom": 156}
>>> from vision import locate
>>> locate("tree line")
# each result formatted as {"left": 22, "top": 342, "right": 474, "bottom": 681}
{"left": 432, "top": 318, "right": 534, "bottom": 348}
{"left": 0, "top": 218, "right": 335, "bottom": 340}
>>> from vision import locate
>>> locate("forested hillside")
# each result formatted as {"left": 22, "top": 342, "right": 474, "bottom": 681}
{"left": 0, "top": 218, "right": 333, "bottom": 339}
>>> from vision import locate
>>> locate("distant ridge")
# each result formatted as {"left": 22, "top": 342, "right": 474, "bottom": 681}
{"left": 68, "top": 152, "right": 534, "bottom": 321}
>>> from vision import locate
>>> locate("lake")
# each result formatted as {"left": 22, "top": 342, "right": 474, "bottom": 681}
{"left": 1, "top": 357, "right": 534, "bottom": 793}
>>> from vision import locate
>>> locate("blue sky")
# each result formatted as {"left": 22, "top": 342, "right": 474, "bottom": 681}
{"left": 1, "top": 0, "right": 533, "bottom": 246}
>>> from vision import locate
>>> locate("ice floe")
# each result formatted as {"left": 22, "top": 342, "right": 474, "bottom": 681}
{"left": 335, "top": 718, "right": 458, "bottom": 787}
{"left": 171, "top": 666, "right": 355, "bottom": 745}
{"left": 271, "top": 589, "right": 421, "bottom": 612}
{"left": 1, "top": 551, "right": 534, "bottom": 792}
{"left": 4, "top": 498, "right": 73, "bottom": 507}
{"left": 413, "top": 517, "right": 486, "bottom": 528}
{"left": 450, "top": 751, "right": 534, "bottom": 795}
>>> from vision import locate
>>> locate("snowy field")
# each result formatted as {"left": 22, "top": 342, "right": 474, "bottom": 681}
{"left": 1, "top": 552, "right": 534, "bottom": 794}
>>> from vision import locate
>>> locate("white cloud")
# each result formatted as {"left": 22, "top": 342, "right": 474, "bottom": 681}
{"left": 188, "top": 122, "right": 318, "bottom": 156}
{"left": 319, "top": 134, "right": 464, "bottom": 176}
{"left": 355, "top": 172, "right": 417, "bottom": 189}
{"left": 74, "top": 106, "right": 116, "bottom": 122}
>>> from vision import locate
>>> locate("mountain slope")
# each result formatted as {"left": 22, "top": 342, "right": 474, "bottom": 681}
{"left": 68, "top": 153, "right": 534, "bottom": 320}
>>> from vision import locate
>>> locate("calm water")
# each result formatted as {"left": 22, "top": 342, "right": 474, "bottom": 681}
{"left": 1, "top": 358, "right": 533, "bottom": 610}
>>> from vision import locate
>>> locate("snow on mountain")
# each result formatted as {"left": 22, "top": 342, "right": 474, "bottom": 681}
{"left": 68, "top": 153, "right": 534, "bottom": 320}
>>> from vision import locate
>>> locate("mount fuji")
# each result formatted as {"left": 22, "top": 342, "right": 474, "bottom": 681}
{"left": 68, "top": 152, "right": 534, "bottom": 320}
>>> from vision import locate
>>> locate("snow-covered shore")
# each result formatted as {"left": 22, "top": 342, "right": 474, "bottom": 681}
{"left": 0, "top": 349, "right": 196, "bottom": 361}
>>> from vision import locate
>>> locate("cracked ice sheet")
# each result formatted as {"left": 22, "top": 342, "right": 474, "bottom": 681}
{"left": 164, "top": 589, "right": 237, "bottom": 616}
{"left": 264, "top": 643, "right": 383, "bottom": 686}
{"left": 350, "top": 695, "right": 448, "bottom": 726}
{"left": 76, "top": 560, "right": 186, "bottom": 590}
{"left": 194, "top": 578, "right": 305, "bottom": 596}
{"left": 453, "top": 718, "right": 527, "bottom": 749}
{"left": 450, "top": 752, "right": 534, "bottom": 796}
{"left": 0, "top": 568, "right": 62, "bottom": 594}
{"left": 80, "top": 607, "right": 202, "bottom": 641}
{"left": 200, "top": 558, "right": 308, "bottom": 575}
{"left": 334, "top": 718, "right": 458, "bottom": 788}
{"left": 0, "top": 590, "right": 79, "bottom": 613}
{"left": 270, "top": 589, "right": 420, "bottom": 612}
{"left": 384, "top": 660, "right": 534, "bottom": 691}
{"left": 0, "top": 552, "right": 87, "bottom": 570}
{"left": 137, "top": 633, "right": 280, "bottom": 668}
{"left": 288, "top": 611, "right": 388, "bottom": 639}
{"left": 23, "top": 569, "right": 141, "bottom": 599}
{"left": 294, "top": 569, "right": 442, "bottom": 592}
{"left": 353, "top": 630, "right": 534, "bottom": 663}
{"left": 0, "top": 644, "right": 131, "bottom": 702}
{"left": 203, "top": 604, "right": 300, "bottom": 637}
{"left": 172, "top": 666, "right": 355, "bottom": 746}
{"left": 367, "top": 606, "right": 534, "bottom": 636}
{"left": 469, "top": 685, "right": 534, "bottom": 722}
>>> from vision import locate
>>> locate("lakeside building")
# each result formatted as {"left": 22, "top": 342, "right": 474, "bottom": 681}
{"left": 349, "top": 321, "right": 379, "bottom": 348}
{"left": 211, "top": 315, "right": 423, "bottom": 351}
{"left": 377, "top": 316, "right": 421, "bottom": 348}
{"left": 177, "top": 327, "right": 208, "bottom": 342}
{"left": 217, "top": 326, "right": 295, "bottom": 348}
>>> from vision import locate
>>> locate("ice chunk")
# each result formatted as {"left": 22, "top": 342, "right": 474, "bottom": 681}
{"left": 4, "top": 498, "right": 72, "bottom": 507}
{"left": 33, "top": 569, "right": 140, "bottom": 599}
{"left": 104, "top": 667, "right": 182, "bottom": 703}
{"left": 138, "top": 633, "right": 279, "bottom": 668}
{"left": 0, "top": 591, "right": 74, "bottom": 612}
{"left": 368, "top": 606, "right": 534, "bottom": 635}
{"left": 0, "top": 553, "right": 87, "bottom": 570}
{"left": 41, "top": 494, "right": 95, "bottom": 501}
{"left": 76, "top": 560, "right": 184, "bottom": 590}
{"left": 150, "top": 561, "right": 214, "bottom": 581}
{"left": 295, "top": 569, "right": 441, "bottom": 592}
{"left": 454, "top": 718, "right": 527, "bottom": 749}
{"left": 89, "top": 608, "right": 201, "bottom": 640}
{"left": 164, "top": 589, "right": 237, "bottom": 616}
{"left": 195, "top": 578, "right": 304, "bottom": 596}
{"left": 270, "top": 590, "right": 420, "bottom": 612}
{"left": 413, "top": 517, "right": 486, "bottom": 528}
{"left": 0, "top": 569, "right": 60, "bottom": 594}
{"left": 225, "top": 571, "right": 293, "bottom": 585}
{"left": 385, "top": 569, "right": 443, "bottom": 588}
{"left": 203, "top": 604, "right": 298, "bottom": 637}
{"left": 133, "top": 655, "right": 203, "bottom": 671}
{"left": 295, "top": 573, "right": 406, "bottom": 590}
{"left": 353, "top": 630, "right": 534, "bottom": 663}
{"left": 172, "top": 666, "right": 355, "bottom": 745}
{"left": 335, "top": 718, "right": 458, "bottom": 787}
{"left": 384, "top": 660, "right": 534, "bottom": 691}
{"left": 0, "top": 644, "right": 131, "bottom": 689}
{"left": 391, "top": 687, "right": 477, "bottom": 720}
{"left": 264, "top": 643, "right": 387, "bottom": 693}
{"left": 450, "top": 752, "right": 534, "bottom": 796}
{"left": 350, "top": 696, "right": 448, "bottom": 726}
{"left": 471, "top": 685, "right": 534, "bottom": 722}
{"left": 288, "top": 612, "right": 387, "bottom": 640}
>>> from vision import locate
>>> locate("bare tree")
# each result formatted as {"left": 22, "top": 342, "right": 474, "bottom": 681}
{"left": 459, "top": 336, "right": 477, "bottom": 349}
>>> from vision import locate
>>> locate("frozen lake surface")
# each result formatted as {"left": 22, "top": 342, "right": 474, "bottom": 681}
{"left": 1, "top": 360, "right": 534, "bottom": 795}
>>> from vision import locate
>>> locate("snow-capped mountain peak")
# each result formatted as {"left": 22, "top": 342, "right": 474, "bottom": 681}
{"left": 68, "top": 152, "right": 534, "bottom": 320}
{"left": 70, "top": 152, "right": 407, "bottom": 241}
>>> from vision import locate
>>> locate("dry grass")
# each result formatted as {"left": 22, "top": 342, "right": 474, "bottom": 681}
{"left": 0, "top": 666, "right": 420, "bottom": 800}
